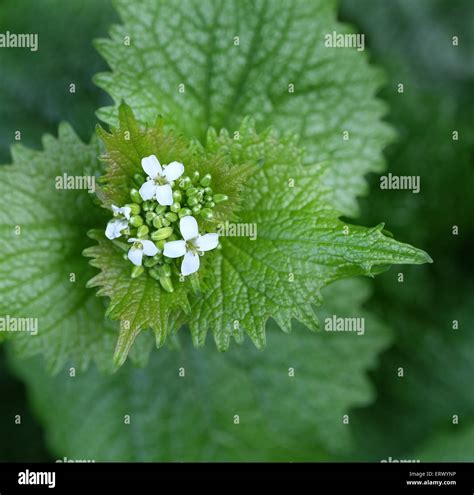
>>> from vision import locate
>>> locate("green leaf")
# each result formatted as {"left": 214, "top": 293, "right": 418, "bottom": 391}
{"left": 84, "top": 104, "right": 255, "bottom": 365}
{"left": 85, "top": 229, "right": 189, "bottom": 369}
{"left": 189, "top": 120, "right": 431, "bottom": 350}
{"left": 0, "top": 124, "right": 121, "bottom": 373}
{"left": 95, "top": 103, "right": 254, "bottom": 220}
{"left": 348, "top": 284, "right": 474, "bottom": 461}
{"left": 8, "top": 279, "right": 392, "bottom": 460}
{"left": 85, "top": 109, "right": 429, "bottom": 363}
{"left": 95, "top": 0, "right": 394, "bottom": 215}
{"left": 412, "top": 424, "right": 474, "bottom": 462}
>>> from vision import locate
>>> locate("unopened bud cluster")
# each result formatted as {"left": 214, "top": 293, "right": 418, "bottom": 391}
{"left": 105, "top": 155, "right": 226, "bottom": 292}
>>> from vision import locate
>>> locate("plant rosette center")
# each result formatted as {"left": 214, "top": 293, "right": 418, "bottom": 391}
{"left": 104, "top": 154, "right": 227, "bottom": 292}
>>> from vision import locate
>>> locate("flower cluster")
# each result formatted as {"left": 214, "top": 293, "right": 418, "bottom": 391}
{"left": 104, "top": 155, "right": 226, "bottom": 292}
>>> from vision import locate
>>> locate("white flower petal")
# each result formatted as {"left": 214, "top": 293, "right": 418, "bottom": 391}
{"left": 128, "top": 238, "right": 138, "bottom": 243}
{"left": 141, "top": 240, "right": 159, "bottom": 256}
{"left": 195, "top": 233, "right": 219, "bottom": 252}
{"left": 139, "top": 179, "right": 157, "bottom": 201}
{"left": 162, "top": 161, "right": 184, "bottom": 182}
{"left": 180, "top": 215, "right": 199, "bottom": 241}
{"left": 155, "top": 184, "right": 173, "bottom": 205}
{"left": 117, "top": 218, "right": 129, "bottom": 232}
{"left": 105, "top": 220, "right": 119, "bottom": 240}
{"left": 163, "top": 240, "right": 186, "bottom": 258}
{"left": 121, "top": 206, "right": 132, "bottom": 220}
{"left": 141, "top": 155, "right": 161, "bottom": 179}
{"left": 181, "top": 251, "right": 200, "bottom": 276}
{"left": 105, "top": 219, "right": 128, "bottom": 240}
{"left": 128, "top": 247, "right": 143, "bottom": 266}
{"left": 111, "top": 204, "right": 120, "bottom": 215}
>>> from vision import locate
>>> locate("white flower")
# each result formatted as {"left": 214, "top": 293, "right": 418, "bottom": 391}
{"left": 127, "top": 238, "right": 159, "bottom": 266}
{"left": 138, "top": 155, "right": 184, "bottom": 205}
{"left": 111, "top": 205, "right": 131, "bottom": 219}
{"left": 105, "top": 205, "right": 132, "bottom": 240}
{"left": 163, "top": 216, "right": 219, "bottom": 276}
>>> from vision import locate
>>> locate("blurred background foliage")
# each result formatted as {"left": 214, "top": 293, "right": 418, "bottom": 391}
{"left": 0, "top": 0, "right": 472, "bottom": 461}
{"left": 341, "top": 0, "right": 474, "bottom": 460}
{"left": 0, "top": 0, "right": 116, "bottom": 460}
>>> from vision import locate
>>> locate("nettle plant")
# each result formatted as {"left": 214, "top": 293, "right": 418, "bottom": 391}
{"left": 0, "top": 0, "right": 431, "bottom": 381}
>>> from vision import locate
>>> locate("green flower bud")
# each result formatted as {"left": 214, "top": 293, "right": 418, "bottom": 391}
{"left": 187, "top": 196, "right": 199, "bottom": 207}
{"left": 159, "top": 276, "right": 174, "bottom": 293}
{"left": 191, "top": 171, "right": 200, "bottom": 184}
{"left": 134, "top": 173, "right": 145, "bottom": 186}
{"left": 186, "top": 187, "right": 199, "bottom": 197}
{"left": 170, "top": 202, "right": 181, "bottom": 213}
{"left": 151, "top": 227, "right": 173, "bottom": 241}
{"left": 131, "top": 266, "right": 144, "bottom": 279}
{"left": 178, "top": 208, "right": 192, "bottom": 218}
{"left": 142, "top": 200, "right": 154, "bottom": 212}
{"left": 200, "top": 173, "right": 212, "bottom": 187}
{"left": 130, "top": 188, "right": 142, "bottom": 204}
{"left": 213, "top": 194, "right": 229, "bottom": 204}
{"left": 148, "top": 267, "right": 160, "bottom": 281}
{"left": 158, "top": 265, "right": 172, "bottom": 278}
{"left": 137, "top": 225, "right": 149, "bottom": 238}
{"left": 172, "top": 190, "right": 183, "bottom": 202}
{"left": 179, "top": 176, "right": 192, "bottom": 189}
{"left": 152, "top": 216, "right": 163, "bottom": 229}
{"left": 144, "top": 256, "right": 159, "bottom": 268}
{"left": 165, "top": 212, "right": 178, "bottom": 223}
{"left": 162, "top": 218, "right": 171, "bottom": 227}
{"left": 207, "top": 201, "right": 216, "bottom": 208}
{"left": 126, "top": 203, "right": 141, "bottom": 215}
{"left": 145, "top": 211, "right": 157, "bottom": 224}
{"left": 192, "top": 205, "right": 202, "bottom": 215}
{"left": 155, "top": 204, "right": 167, "bottom": 215}
{"left": 204, "top": 187, "right": 213, "bottom": 196}
{"left": 130, "top": 215, "right": 144, "bottom": 227}
{"left": 200, "top": 208, "right": 214, "bottom": 221}
{"left": 122, "top": 253, "right": 129, "bottom": 261}
{"left": 204, "top": 195, "right": 213, "bottom": 203}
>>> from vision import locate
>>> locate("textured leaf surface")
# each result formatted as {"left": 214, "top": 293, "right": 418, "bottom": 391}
{"left": 9, "top": 279, "right": 392, "bottom": 460}
{"left": 85, "top": 111, "right": 430, "bottom": 360}
{"left": 0, "top": 125, "right": 119, "bottom": 372}
{"left": 85, "top": 230, "right": 189, "bottom": 368}
{"left": 95, "top": 0, "right": 394, "bottom": 215}
{"left": 189, "top": 122, "right": 431, "bottom": 350}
